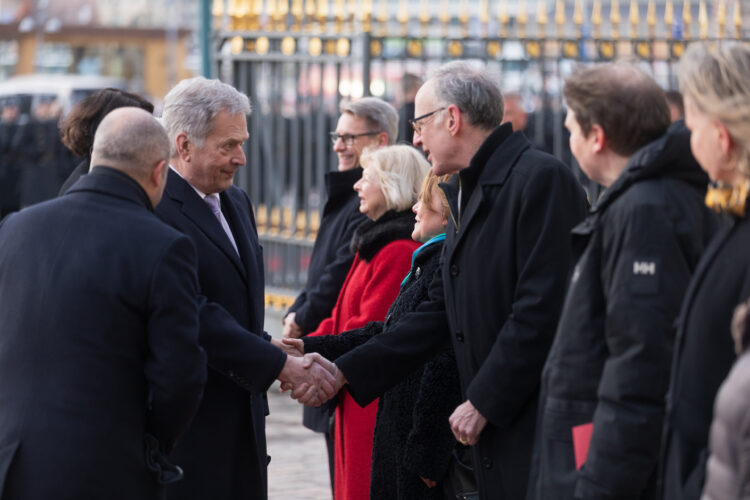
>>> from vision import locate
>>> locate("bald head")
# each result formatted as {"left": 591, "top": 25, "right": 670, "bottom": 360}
{"left": 91, "top": 107, "right": 170, "bottom": 180}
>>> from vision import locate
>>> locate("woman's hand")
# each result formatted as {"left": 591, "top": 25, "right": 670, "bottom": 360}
{"left": 280, "top": 337, "right": 305, "bottom": 357}
{"left": 419, "top": 476, "right": 437, "bottom": 488}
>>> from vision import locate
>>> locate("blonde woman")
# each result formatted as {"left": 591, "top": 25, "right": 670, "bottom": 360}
{"left": 661, "top": 42, "right": 750, "bottom": 500}
{"left": 304, "top": 144, "right": 429, "bottom": 500}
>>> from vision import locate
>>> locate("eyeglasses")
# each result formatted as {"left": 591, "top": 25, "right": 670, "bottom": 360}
{"left": 409, "top": 107, "right": 446, "bottom": 135}
{"left": 329, "top": 131, "right": 380, "bottom": 146}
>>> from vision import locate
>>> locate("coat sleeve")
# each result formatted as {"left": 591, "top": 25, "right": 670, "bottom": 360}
{"left": 292, "top": 211, "right": 365, "bottom": 334}
{"left": 197, "top": 299, "right": 287, "bottom": 393}
{"left": 304, "top": 321, "right": 382, "bottom": 361}
{"left": 574, "top": 204, "right": 693, "bottom": 499}
{"left": 402, "top": 349, "right": 462, "bottom": 482}
{"left": 466, "top": 163, "right": 587, "bottom": 427}
{"left": 145, "top": 235, "right": 207, "bottom": 453}
{"left": 337, "top": 261, "right": 451, "bottom": 407}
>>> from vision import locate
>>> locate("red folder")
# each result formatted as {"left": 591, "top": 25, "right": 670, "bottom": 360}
{"left": 572, "top": 422, "right": 594, "bottom": 470}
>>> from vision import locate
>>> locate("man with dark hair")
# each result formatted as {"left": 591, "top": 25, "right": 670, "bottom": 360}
{"left": 308, "top": 61, "right": 588, "bottom": 499}
{"left": 528, "top": 62, "right": 715, "bottom": 499}
{"left": 665, "top": 89, "right": 685, "bottom": 122}
{"left": 0, "top": 107, "right": 207, "bottom": 499}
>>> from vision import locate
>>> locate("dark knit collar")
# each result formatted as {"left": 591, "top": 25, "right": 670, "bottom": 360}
{"left": 351, "top": 209, "right": 415, "bottom": 262}
{"left": 326, "top": 167, "right": 362, "bottom": 200}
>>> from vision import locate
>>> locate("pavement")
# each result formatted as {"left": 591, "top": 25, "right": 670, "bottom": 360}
{"left": 265, "top": 307, "right": 333, "bottom": 500}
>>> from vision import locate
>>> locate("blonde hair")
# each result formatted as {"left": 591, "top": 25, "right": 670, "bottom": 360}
{"left": 360, "top": 145, "right": 430, "bottom": 212}
{"left": 419, "top": 171, "right": 453, "bottom": 219}
{"left": 679, "top": 42, "right": 750, "bottom": 176}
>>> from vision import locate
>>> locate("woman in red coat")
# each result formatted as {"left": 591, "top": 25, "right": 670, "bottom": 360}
{"left": 307, "top": 144, "right": 429, "bottom": 500}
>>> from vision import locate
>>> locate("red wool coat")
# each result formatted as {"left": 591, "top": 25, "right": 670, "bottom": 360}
{"left": 309, "top": 238, "right": 418, "bottom": 500}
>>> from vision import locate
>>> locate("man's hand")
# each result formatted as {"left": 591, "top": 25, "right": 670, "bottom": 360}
{"left": 277, "top": 353, "right": 340, "bottom": 406}
{"left": 449, "top": 400, "right": 488, "bottom": 446}
{"left": 282, "top": 313, "right": 303, "bottom": 339}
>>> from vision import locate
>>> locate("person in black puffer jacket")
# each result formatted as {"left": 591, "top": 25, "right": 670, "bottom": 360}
{"left": 284, "top": 172, "right": 461, "bottom": 500}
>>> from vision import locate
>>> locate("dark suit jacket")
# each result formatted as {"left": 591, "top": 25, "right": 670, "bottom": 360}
{"left": 0, "top": 167, "right": 206, "bottom": 499}
{"left": 156, "top": 169, "right": 286, "bottom": 500}
{"left": 336, "top": 125, "right": 588, "bottom": 499}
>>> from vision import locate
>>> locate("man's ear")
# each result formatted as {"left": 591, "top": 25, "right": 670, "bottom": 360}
{"left": 446, "top": 105, "right": 461, "bottom": 136}
{"left": 151, "top": 159, "right": 168, "bottom": 189}
{"left": 375, "top": 131, "right": 389, "bottom": 147}
{"left": 175, "top": 132, "right": 191, "bottom": 161}
{"left": 590, "top": 124, "right": 606, "bottom": 154}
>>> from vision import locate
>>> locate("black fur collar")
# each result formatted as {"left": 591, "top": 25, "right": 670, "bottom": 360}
{"left": 351, "top": 209, "right": 415, "bottom": 262}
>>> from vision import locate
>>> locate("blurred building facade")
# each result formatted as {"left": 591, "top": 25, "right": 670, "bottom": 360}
{"left": 0, "top": 0, "right": 201, "bottom": 98}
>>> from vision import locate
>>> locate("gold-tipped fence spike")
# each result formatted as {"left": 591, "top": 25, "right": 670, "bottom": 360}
{"left": 683, "top": 0, "right": 691, "bottom": 39}
{"left": 573, "top": 0, "right": 584, "bottom": 32}
{"left": 377, "top": 0, "right": 388, "bottom": 27}
{"left": 317, "top": 0, "right": 329, "bottom": 27}
{"left": 439, "top": 0, "right": 451, "bottom": 25}
{"left": 499, "top": 0, "right": 509, "bottom": 37}
{"left": 592, "top": 0, "right": 602, "bottom": 36}
{"left": 397, "top": 0, "right": 410, "bottom": 26}
{"left": 419, "top": 0, "right": 430, "bottom": 36}
{"left": 291, "top": 0, "right": 304, "bottom": 29}
{"left": 518, "top": 0, "right": 529, "bottom": 29}
{"left": 629, "top": 0, "right": 638, "bottom": 24}
{"left": 459, "top": 0, "right": 471, "bottom": 28}
{"left": 362, "top": 0, "right": 372, "bottom": 32}
{"left": 305, "top": 0, "right": 317, "bottom": 30}
{"left": 698, "top": 0, "right": 708, "bottom": 38}
{"left": 717, "top": 0, "right": 726, "bottom": 37}
{"left": 334, "top": 0, "right": 346, "bottom": 31}
{"left": 538, "top": 0, "right": 548, "bottom": 27}
{"left": 734, "top": 0, "right": 741, "bottom": 38}
{"left": 212, "top": 0, "right": 224, "bottom": 18}
{"left": 480, "top": 0, "right": 490, "bottom": 25}
{"left": 647, "top": 0, "right": 656, "bottom": 31}
{"left": 556, "top": 0, "right": 566, "bottom": 29}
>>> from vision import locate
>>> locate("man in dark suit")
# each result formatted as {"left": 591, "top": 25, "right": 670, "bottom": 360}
{"left": 158, "top": 77, "right": 335, "bottom": 500}
{"left": 309, "top": 62, "right": 588, "bottom": 499}
{"left": 0, "top": 107, "right": 207, "bottom": 499}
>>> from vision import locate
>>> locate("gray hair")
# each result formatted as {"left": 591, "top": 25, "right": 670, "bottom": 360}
{"left": 161, "top": 77, "right": 251, "bottom": 157}
{"left": 360, "top": 144, "right": 430, "bottom": 211}
{"left": 340, "top": 97, "right": 398, "bottom": 145}
{"left": 428, "top": 61, "right": 503, "bottom": 131}
{"left": 92, "top": 107, "right": 169, "bottom": 179}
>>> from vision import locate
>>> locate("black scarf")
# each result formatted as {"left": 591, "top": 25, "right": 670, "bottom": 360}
{"left": 350, "top": 209, "right": 415, "bottom": 262}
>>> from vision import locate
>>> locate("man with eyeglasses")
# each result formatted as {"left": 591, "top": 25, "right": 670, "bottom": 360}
{"left": 319, "top": 61, "right": 588, "bottom": 499}
{"left": 283, "top": 96, "right": 398, "bottom": 490}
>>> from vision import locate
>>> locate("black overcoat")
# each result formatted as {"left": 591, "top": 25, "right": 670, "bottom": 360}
{"left": 661, "top": 204, "right": 750, "bottom": 500}
{"left": 0, "top": 168, "right": 206, "bottom": 499}
{"left": 156, "top": 169, "right": 286, "bottom": 500}
{"left": 529, "top": 122, "right": 715, "bottom": 500}
{"left": 305, "top": 238, "right": 462, "bottom": 499}
{"left": 337, "top": 124, "right": 588, "bottom": 499}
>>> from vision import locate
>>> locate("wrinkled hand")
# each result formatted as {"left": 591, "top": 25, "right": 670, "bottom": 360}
{"left": 419, "top": 476, "right": 437, "bottom": 488}
{"left": 449, "top": 400, "right": 487, "bottom": 446}
{"left": 277, "top": 353, "right": 340, "bottom": 406}
{"left": 283, "top": 313, "right": 303, "bottom": 339}
{"left": 280, "top": 338, "right": 304, "bottom": 357}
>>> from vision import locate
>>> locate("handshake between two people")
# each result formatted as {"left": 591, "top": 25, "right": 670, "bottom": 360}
{"left": 272, "top": 338, "right": 345, "bottom": 407}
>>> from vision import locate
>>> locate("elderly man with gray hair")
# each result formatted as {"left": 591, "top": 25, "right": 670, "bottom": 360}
{"left": 155, "top": 77, "right": 336, "bottom": 500}
{"left": 282, "top": 96, "right": 398, "bottom": 491}
{"left": 314, "top": 61, "right": 588, "bottom": 499}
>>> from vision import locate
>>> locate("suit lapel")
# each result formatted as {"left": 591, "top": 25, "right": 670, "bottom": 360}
{"left": 167, "top": 171, "right": 248, "bottom": 282}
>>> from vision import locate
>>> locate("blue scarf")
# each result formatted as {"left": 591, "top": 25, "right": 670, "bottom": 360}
{"left": 400, "top": 233, "right": 446, "bottom": 287}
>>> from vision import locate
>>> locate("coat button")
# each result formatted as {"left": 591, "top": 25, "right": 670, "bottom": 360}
{"left": 482, "top": 457, "right": 492, "bottom": 469}
{"left": 415, "top": 267, "right": 422, "bottom": 278}
{"left": 455, "top": 330, "right": 464, "bottom": 342}
{"left": 450, "top": 264, "right": 459, "bottom": 276}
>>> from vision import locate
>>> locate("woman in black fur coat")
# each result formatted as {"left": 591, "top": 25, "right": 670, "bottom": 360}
{"left": 284, "top": 172, "right": 462, "bottom": 499}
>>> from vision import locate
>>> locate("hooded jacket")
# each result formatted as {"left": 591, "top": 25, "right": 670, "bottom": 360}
{"left": 530, "top": 121, "right": 715, "bottom": 500}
